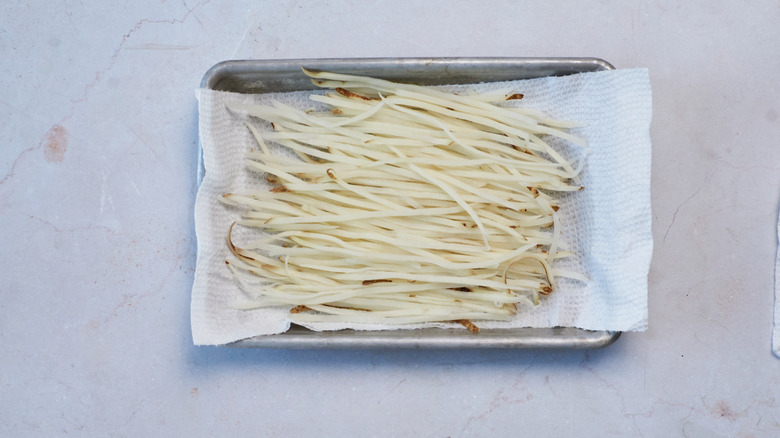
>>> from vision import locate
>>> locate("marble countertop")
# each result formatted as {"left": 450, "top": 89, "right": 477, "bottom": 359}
{"left": 2, "top": 1, "right": 779, "bottom": 436}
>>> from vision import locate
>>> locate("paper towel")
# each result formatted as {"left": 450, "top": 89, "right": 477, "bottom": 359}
{"left": 192, "top": 68, "right": 653, "bottom": 345}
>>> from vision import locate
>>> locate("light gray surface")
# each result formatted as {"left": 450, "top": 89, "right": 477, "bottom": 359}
{"left": 1, "top": 1, "right": 779, "bottom": 436}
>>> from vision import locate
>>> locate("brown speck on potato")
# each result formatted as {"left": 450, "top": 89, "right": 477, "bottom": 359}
{"left": 362, "top": 279, "right": 392, "bottom": 286}
{"left": 512, "top": 146, "right": 535, "bottom": 155}
{"left": 455, "top": 319, "right": 479, "bottom": 333}
{"left": 336, "top": 88, "right": 378, "bottom": 101}
{"left": 323, "top": 304, "right": 372, "bottom": 312}
{"left": 506, "top": 93, "right": 524, "bottom": 100}
{"left": 290, "top": 305, "right": 311, "bottom": 314}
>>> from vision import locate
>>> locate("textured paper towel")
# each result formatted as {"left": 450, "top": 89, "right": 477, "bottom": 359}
{"left": 192, "top": 68, "right": 653, "bottom": 345}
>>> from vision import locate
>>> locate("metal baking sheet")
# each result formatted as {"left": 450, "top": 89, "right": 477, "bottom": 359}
{"left": 199, "top": 57, "right": 621, "bottom": 349}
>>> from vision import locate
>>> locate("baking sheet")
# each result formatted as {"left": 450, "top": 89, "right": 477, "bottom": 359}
{"left": 198, "top": 57, "right": 622, "bottom": 349}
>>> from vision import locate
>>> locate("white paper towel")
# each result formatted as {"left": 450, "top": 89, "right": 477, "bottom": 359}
{"left": 192, "top": 68, "right": 653, "bottom": 345}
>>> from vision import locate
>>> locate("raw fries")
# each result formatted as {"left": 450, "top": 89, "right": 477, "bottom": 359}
{"left": 222, "top": 69, "right": 586, "bottom": 333}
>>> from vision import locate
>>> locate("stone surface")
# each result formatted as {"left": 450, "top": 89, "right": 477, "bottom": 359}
{"left": 1, "top": 1, "right": 779, "bottom": 436}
